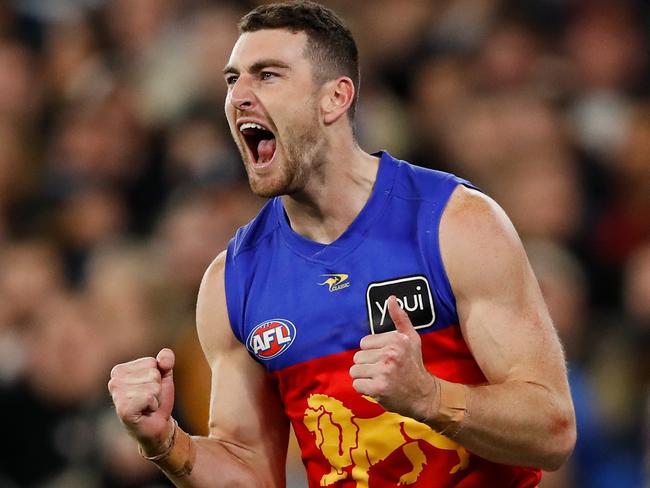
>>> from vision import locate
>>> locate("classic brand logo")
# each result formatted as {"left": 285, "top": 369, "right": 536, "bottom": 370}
{"left": 246, "top": 319, "right": 296, "bottom": 360}
{"left": 303, "top": 394, "right": 469, "bottom": 487}
{"left": 366, "top": 275, "right": 435, "bottom": 334}
{"left": 319, "top": 273, "right": 351, "bottom": 292}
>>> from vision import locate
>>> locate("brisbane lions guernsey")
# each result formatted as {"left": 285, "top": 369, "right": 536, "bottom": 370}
{"left": 224, "top": 151, "right": 541, "bottom": 487}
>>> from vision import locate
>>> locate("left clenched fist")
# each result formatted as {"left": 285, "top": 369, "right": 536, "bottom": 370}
{"left": 350, "top": 295, "right": 438, "bottom": 421}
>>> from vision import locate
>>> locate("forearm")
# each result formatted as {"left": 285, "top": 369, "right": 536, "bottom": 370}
{"left": 142, "top": 421, "right": 274, "bottom": 487}
{"left": 426, "top": 378, "right": 576, "bottom": 471}
{"left": 166, "top": 438, "right": 264, "bottom": 488}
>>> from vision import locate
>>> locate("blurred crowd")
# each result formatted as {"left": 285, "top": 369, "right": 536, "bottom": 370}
{"left": 0, "top": 0, "right": 648, "bottom": 487}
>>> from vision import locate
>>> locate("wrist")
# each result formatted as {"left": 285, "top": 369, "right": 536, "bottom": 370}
{"left": 426, "top": 378, "right": 468, "bottom": 438}
{"left": 138, "top": 417, "right": 176, "bottom": 458}
{"left": 138, "top": 418, "right": 196, "bottom": 478}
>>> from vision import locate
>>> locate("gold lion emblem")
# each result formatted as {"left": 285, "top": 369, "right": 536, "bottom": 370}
{"left": 303, "top": 394, "right": 469, "bottom": 487}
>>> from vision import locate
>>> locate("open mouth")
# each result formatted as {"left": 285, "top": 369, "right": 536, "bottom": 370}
{"left": 239, "top": 122, "right": 277, "bottom": 166}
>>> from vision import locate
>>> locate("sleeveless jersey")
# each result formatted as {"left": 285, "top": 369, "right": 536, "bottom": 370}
{"left": 224, "top": 151, "right": 542, "bottom": 487}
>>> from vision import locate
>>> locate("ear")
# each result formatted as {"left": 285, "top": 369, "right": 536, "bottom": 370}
{"left": 320, "top": 77, "right": 355, "bottom": 125}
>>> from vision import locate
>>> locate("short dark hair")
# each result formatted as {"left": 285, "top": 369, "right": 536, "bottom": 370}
{"left": 238, "top": 1, "right": 360, "bottom": 120}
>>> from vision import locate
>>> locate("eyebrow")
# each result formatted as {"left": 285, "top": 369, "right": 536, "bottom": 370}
{"left": 223, "top": 59, "right": 291, "bottom": 75}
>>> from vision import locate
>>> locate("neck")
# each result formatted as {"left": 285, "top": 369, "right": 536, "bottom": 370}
{"left": 282, "top": 139, "right": 380, "bottom": 244}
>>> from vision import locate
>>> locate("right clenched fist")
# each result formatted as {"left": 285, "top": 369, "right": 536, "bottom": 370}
{"left": 108, "top": 348, "right": 176, "bottom": 456}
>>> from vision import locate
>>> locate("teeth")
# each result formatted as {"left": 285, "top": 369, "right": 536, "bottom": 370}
{"left": 239, "top": 122, "right": 268, "bottom": 132}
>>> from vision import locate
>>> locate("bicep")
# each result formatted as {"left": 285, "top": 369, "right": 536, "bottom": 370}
{"left": 196, "top": 251, "right": 289, "bottom": 480}
{"left": 440, "top": 187, "right": 568, "bottom": 390}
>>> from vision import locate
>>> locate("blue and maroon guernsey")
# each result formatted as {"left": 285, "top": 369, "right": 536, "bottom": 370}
{"left": 224, "top": 151, "right": 541, "bottom": 487}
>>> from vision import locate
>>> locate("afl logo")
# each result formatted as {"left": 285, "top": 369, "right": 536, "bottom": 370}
{"left": 246, "top": 319, "right": 296, "bottom": 360}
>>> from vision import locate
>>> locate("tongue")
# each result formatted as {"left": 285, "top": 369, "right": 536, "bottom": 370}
{"left": 257, "top": 138, "right": 276, "bottom": 164}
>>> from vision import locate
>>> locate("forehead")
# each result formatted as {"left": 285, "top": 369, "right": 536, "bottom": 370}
{"left": 227, "top": 29, "right": 310, "bottom": 68}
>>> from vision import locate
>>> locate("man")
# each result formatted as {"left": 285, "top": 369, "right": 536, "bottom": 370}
{"left": 108, "top": 2, "right": 576, "bottom": 487}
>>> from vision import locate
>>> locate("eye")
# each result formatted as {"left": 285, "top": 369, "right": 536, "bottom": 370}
{"left": 260, "top": 71, "right": 277, "bottom": 81}
{"left": 225, "top": 74, "right": 238, "bottom": 86}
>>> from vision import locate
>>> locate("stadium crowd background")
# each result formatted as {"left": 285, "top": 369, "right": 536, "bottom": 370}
{"left": 0, "top": 0, "right": 648, "bottom": 487}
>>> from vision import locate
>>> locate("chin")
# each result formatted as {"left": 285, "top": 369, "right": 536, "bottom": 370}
{"left": 249, "top": 185, "right": 282, "bottom": 199}
{"left": 247, "top": 175, "right": 289, "bottom": 198}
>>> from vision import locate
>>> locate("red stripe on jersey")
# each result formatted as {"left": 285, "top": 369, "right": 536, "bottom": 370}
{"left": 273, "top": 325, "right": 541, "bottom": 487}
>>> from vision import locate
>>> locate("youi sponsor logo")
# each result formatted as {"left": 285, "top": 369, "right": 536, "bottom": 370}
{"left": 366, "top": 275, "right": 435, "bottom": 334}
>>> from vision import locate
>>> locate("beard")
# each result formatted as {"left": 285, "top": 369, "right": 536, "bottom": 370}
{"left": 240, "top": 102, "right": 325, "bottom": 198}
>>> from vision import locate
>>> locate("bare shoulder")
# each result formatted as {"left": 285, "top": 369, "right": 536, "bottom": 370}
{"left": 441, "top": 185, "right": 521, "bottom": 251}
{"left": 196, "top": 250, "right": 235, "bottom": 364}
{"left": 440, "top": 185, "right": 529, "bottom": 301}
{"left": 198, "top": 249, "right": 228, "bottom": 295}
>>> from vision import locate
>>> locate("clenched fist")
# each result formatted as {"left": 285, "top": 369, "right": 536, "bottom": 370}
{"left": 108, "top": 348, "right": 176, "bottom": 456}
{"left": 350, "top": 296, "right": 439, "bottom": 422}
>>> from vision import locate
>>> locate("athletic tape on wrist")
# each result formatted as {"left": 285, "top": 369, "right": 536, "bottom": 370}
{"left": 139, "top": 418, "right": 196, "bottom": 478}
{"left": 435, "top": 379, "right": 468, "bottom": 439}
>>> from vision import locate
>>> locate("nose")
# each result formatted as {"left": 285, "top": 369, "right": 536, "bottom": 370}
{"left": 229, "top": 76, "right": 256, "bottom": 112}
